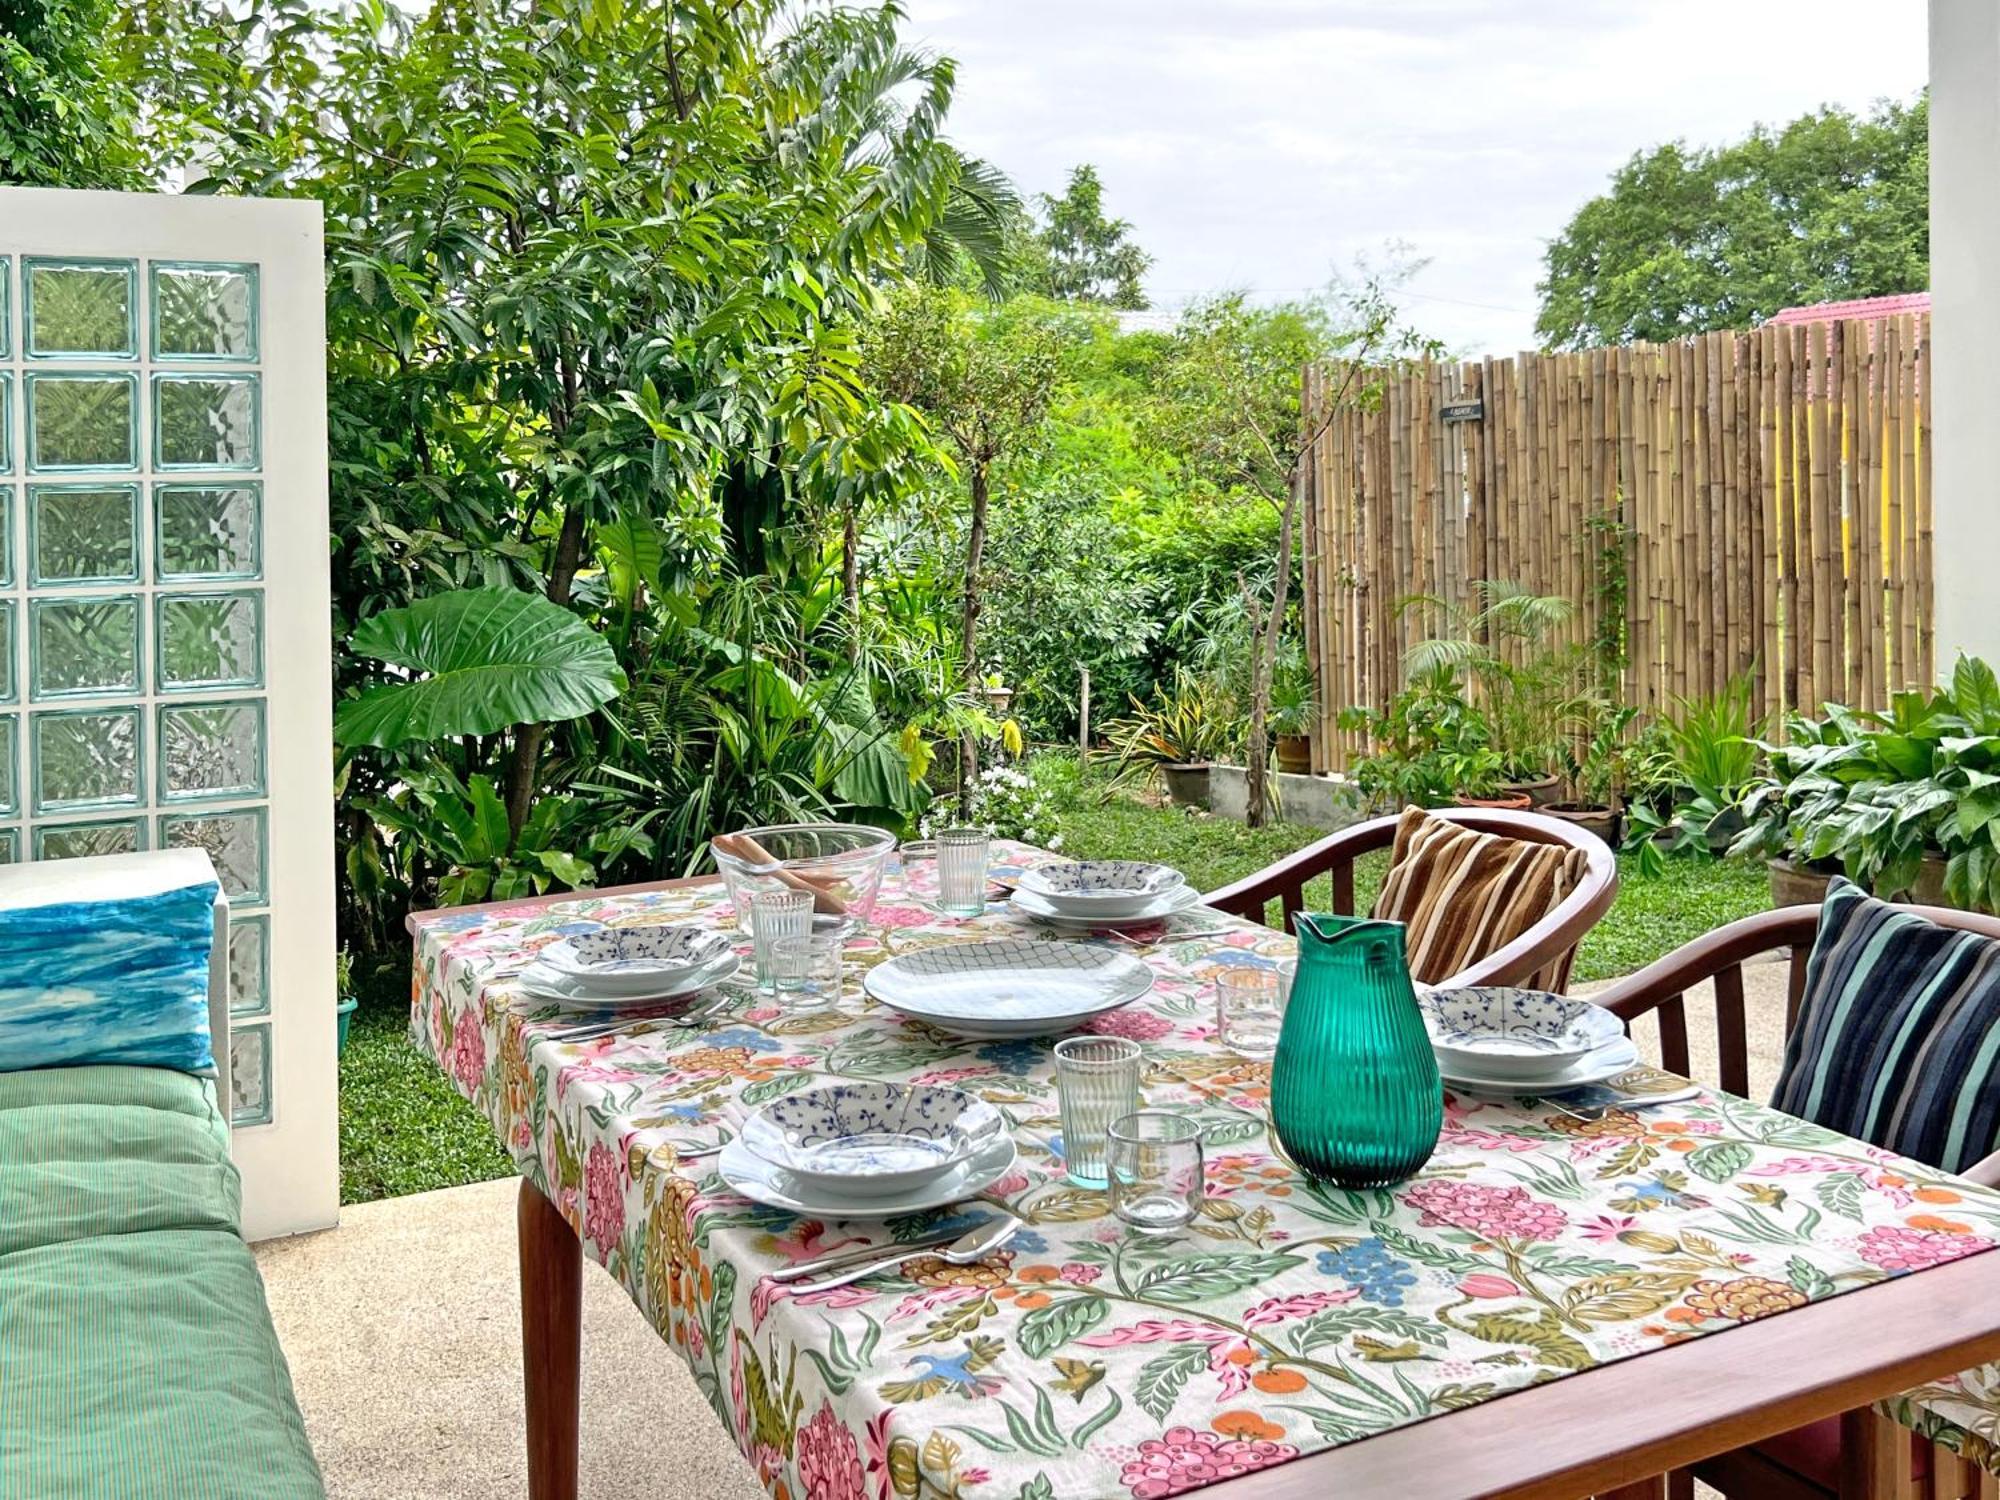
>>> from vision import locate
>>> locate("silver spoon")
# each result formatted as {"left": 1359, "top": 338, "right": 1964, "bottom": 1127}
{"left": 791, "top": 1214, "right": 1021, "bottom": 1292}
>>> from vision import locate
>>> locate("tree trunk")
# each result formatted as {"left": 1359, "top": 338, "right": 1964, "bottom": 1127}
{"left": 504, "top": 504, "right": 589, "bottom": 843}
{"left": 842, "top": 503, "right": 862, "bottom": 663}
{"left": 1244, "top": 473, "right": 1302, "bottom": 829}
{"left": 958, "top": 460, "right": 991, "bottom": 818}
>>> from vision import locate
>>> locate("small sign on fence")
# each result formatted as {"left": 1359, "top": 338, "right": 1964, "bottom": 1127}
{"left": 1440, "top": 397, "right": 1484, "bottom": 423}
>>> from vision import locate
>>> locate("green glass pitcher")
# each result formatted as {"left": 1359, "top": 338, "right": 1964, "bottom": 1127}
{"left": 1269, "top": 914, "right": 1442, "bottom": 1188}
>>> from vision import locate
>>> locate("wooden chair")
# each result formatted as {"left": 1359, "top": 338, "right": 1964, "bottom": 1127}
{"left": 1589, "top": 903, "right": 2000, "bottom": 1500}
{"left": 1203, "top": 806, "right": 1620, "bottom": 990}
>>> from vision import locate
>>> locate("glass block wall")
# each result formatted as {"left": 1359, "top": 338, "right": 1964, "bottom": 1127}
{"left": 0, "top": 254, "right": 273, "bottom": 1125}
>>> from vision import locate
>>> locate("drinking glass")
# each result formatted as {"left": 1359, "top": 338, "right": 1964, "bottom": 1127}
{"left": 935, "top": 828, "right": 991, "bottom": 918}
{"left": 748, "top": 888, "right": 813, "bottom": 993}
{"left": 771, "top": 933, "right": 843, "bottom": 1012}
{"left": 1053, "top": 1035, "right": 1141, "bottom": 1188}
{"left": 898, "top": 839, "right": 941, "bottom": 909}
{"left": 1215, "top": 966, "right": 1286, "bottom": 1057}
{"left": 1108, "top": 1111, "right": 1205, "bottom": 1235}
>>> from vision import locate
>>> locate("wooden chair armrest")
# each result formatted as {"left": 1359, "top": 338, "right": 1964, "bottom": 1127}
{"left": 1963, "top": 1150, "right": 2000, "bottom": 1190}
{"left": 1203, "top": 815, "right": 1401, "bottom": 928}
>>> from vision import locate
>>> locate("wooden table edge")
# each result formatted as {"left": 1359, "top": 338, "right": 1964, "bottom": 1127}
{"left": 1199, "top": 1245, "right": 2000, "bottom": 1499}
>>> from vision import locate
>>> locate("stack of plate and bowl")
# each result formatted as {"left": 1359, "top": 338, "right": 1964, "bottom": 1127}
{"left": 1418, "top": 986, "right": 1636, "bottom": 1094}
{"left": 1010, "top": 859, "right": 1200, "bottom": 931}
{"left": 718, "top": 1080, "right": 1018, "bottom": 1216}
{"left": 514, "top": 925, "right": 739, "bottom": 1012}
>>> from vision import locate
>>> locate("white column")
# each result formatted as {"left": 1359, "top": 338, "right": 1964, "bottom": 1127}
{"left": 1930, "top": 0, "right": 2000, "bottom": 671}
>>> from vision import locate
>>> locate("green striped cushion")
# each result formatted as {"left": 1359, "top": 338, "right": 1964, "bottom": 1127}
{"left": 1773, "top": 878, "right": 2000, "bottom": 1175}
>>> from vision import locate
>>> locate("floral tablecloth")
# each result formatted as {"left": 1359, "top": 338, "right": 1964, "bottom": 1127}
{"left": 410, "top": 845, "right": 2000, "bottom": 1498}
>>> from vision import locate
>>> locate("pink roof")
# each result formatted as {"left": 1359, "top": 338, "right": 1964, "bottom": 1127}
{"left": 1769, "top": 292, "right": 1930, "bottom": 325}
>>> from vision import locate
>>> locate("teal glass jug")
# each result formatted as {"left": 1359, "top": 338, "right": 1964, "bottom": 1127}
{"left": 1269, "top": 914, "right": 1442, "bottom": 1188}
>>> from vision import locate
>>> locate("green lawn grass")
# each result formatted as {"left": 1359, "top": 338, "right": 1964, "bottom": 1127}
{"left": 337, "top": 777, "right": 1771, "bottom": 1204}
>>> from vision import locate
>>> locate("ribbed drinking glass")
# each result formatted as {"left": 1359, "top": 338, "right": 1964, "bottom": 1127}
{"left": 1053, "top": 1035, "right": 1141, "bottom": 1188}
{"left": 748, "top": 888, "right": 813, "bottom": 993}
{"left": 935, "top": 828, "right": 990, "bottom": 918}
{"left": 771, "top": 933, "right": 842, "bottom": 1012}
{"left": 1214, "top": 965, "right": 1285, "bottom": 1056}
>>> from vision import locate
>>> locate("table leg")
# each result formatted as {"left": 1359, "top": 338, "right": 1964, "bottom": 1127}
{"left": 519, "top": 1177, "right": 581, "bottom": 1500}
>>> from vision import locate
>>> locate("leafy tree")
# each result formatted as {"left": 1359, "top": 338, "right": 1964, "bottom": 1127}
{"left": 866, "top": 287, "right": 1070, "bottom": 801}
{"left": 1538, "top": 96, "right": 1928, "bottom": 347}
{"left": 1035, "top": 163, "right": 1152, "bottom": 310}
{"left": 0, "top": 0, "right": 142, "bottom": 186}
{"left": 1146, "top": 282, "right": 1431, "bottom": 824}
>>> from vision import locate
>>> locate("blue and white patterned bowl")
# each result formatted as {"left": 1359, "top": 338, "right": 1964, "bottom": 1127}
{"left": 1016, "top": 860, "right": 1187, "bottom": 917}
{"left": 1419, "top": 986, "right": 1626, "bottom": 1079}
{"left": 739, "top": 1081, "right": 1005, "bottom": 1196}
{"left": 539, "top": 925, "right": 735, "bottom": 992}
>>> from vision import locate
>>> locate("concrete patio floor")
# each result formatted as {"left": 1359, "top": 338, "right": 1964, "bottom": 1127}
{"left": 257, "top": 961, "right": 1790, "bottom": 1499}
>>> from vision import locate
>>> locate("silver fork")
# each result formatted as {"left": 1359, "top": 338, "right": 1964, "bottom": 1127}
{"left": 530, "top": 992, "right": 736, "bottom": 1047}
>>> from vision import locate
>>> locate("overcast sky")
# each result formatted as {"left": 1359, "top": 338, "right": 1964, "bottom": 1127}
{"left": 900, "top": 0, "right": 1929, "bottom": 355}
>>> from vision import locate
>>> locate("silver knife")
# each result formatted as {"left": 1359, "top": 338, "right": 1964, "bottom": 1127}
{"left": 788, "top": 1216, "right": 1021, "bottom": 1293}
{"left": 768, "top": 1218, "right": 996, "bottom": 1284}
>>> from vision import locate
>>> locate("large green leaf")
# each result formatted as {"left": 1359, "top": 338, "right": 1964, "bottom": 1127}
{"left": 336, "top": 588, "right": 626, "bottom": 748}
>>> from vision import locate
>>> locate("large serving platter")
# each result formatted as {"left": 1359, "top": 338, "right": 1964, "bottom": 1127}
{"left": 718, "top": 1132, "right": 1017, "bottom": 1217}
{"left": 864, "top": 937, "right": 1153, "bottom": 1038}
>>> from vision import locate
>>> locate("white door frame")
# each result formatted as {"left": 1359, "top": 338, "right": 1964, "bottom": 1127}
{"left": 0, "top": 187, "right": 335, "bottom": 1239}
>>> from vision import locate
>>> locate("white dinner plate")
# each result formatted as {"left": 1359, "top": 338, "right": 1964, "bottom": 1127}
{"left": 514, "top": 950, "right": 741, "bottom": 1011}
{"left": 863, "top": 938, "right": 1154, "bottom": 1038}
{"left": 718, "top": 1132, "right": 1017, "bottom": 1217}
{"left": 1438, "top": 1035, "right": 1642, "bottom": 1095}
{"left": 1008, "top": 883, "right": 1204, "bottom": 930}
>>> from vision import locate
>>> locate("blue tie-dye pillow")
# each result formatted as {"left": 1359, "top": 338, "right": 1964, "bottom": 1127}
{"left": 0, "top": 879, "right": 221, "bottom": 1074}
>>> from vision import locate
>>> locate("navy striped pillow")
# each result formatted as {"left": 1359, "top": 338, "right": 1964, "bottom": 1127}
{"left": 1772, "top": 878, "right": 2000, "bottom": 1175}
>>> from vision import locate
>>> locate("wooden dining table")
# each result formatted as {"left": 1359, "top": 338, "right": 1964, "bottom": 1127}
{"left": 408, "top": 850, "right": 2000, "bottom": 1500}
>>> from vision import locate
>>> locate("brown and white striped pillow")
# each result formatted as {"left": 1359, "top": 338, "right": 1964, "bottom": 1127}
{"left": 1371, "top": 806, "right": 1592, "bottom": 990}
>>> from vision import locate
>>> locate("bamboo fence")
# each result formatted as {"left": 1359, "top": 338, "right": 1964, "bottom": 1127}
{"left": 1298, "top": 313, "right": 1934, "bottom": 772}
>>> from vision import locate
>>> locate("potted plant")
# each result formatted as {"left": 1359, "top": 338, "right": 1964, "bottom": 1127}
{"left": 1108, "top": 673, "right": 1238, "bottom": 808}
{"left": 1341, "top": 674, "right": 1510, "bottom": 810}
{"left": 1546, "top": 702, "right": 1636, "bottom": 844}
{"left": 335, "top": 947, "right": 358, "bottom": 1056}
{"left": 978, "top": 672, "right": 1015, "bottom": 716}
{"left": 1623, "top": 678, "right": 1764, "bottom": 872}
{"left": 1269, "top": 647, "right": 1317, "bottom": 776}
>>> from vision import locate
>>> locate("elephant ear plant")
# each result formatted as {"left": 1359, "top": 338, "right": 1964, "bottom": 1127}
{"left": 1726, "top": 655, "right": 2000, "bottom": 912}
{"left": 336, "top": 587, "right": 641, "bottom": 902}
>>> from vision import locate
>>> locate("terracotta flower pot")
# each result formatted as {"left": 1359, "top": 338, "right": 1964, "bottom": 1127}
{"left": 1454, "top": 791, "right": 1532, "bottom": 811}
{"left": 1162, "top": 761, "right": 1212, "bottom": 809}
{"left": 1275, "top": 734, "right": 1312, "bottom": 775}
{"left": 1544, "top": 801, "right": 1620, "bottom": 846}
{"left": 1768, "top": 857, "right": 1836, "bottom": 910}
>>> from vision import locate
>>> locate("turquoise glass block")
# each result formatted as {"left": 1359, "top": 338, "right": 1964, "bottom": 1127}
{"left": 229, "top": 1024, "right": 271, "bottom": 1126}
{"left": 26, "top": 374, "right": 137, "bottom": 472}
{"left": 0, "top": 374, "right": 11, "bottom": 473}
{"left": 31, "top": 595, "right": 140, "bottom": 699}
{"left": 155, "top": 591, "right": 262, "bottom": 691}
{"left": 0, "top": 604, "right": 12, "bottom": 705}
{"left": 158, "top": 698, "right": 264, "bottom": 802}
{"left": 0, "top": 487, "right": 13, "bottom": 585}
{"left": 155, "top": 482, "right": 261, "bottom": 580}
{"left": 0, "top": 716, "right": 16, "bottom": 816}
{"left": 151, "top": 262, "right": 259, "bottom": 362}
{"left": 34, "top": 817, "right": 144, "bottom": 860}
{"left": 32, "top": 707, "right": 143, "bottom": 813}
{"left": 0, "top": 256, "right": 10, "bottom": 358}
{"left": 29, "top": 482, "right": 138, "bottom": 584}
{"left": 228, "top": 914, "right": 270, "bottom": 1017}
{"left": 159, "top": 806, "right": 266, "bottom": 904}
{"left": 0, "top": 829, "right": 16, "bottom": 864}
{"left": 153, "top": 374, "right": 259, "bottom": 470}
{"left": 24, "top": 259, "right": 136, "bottom": 359}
